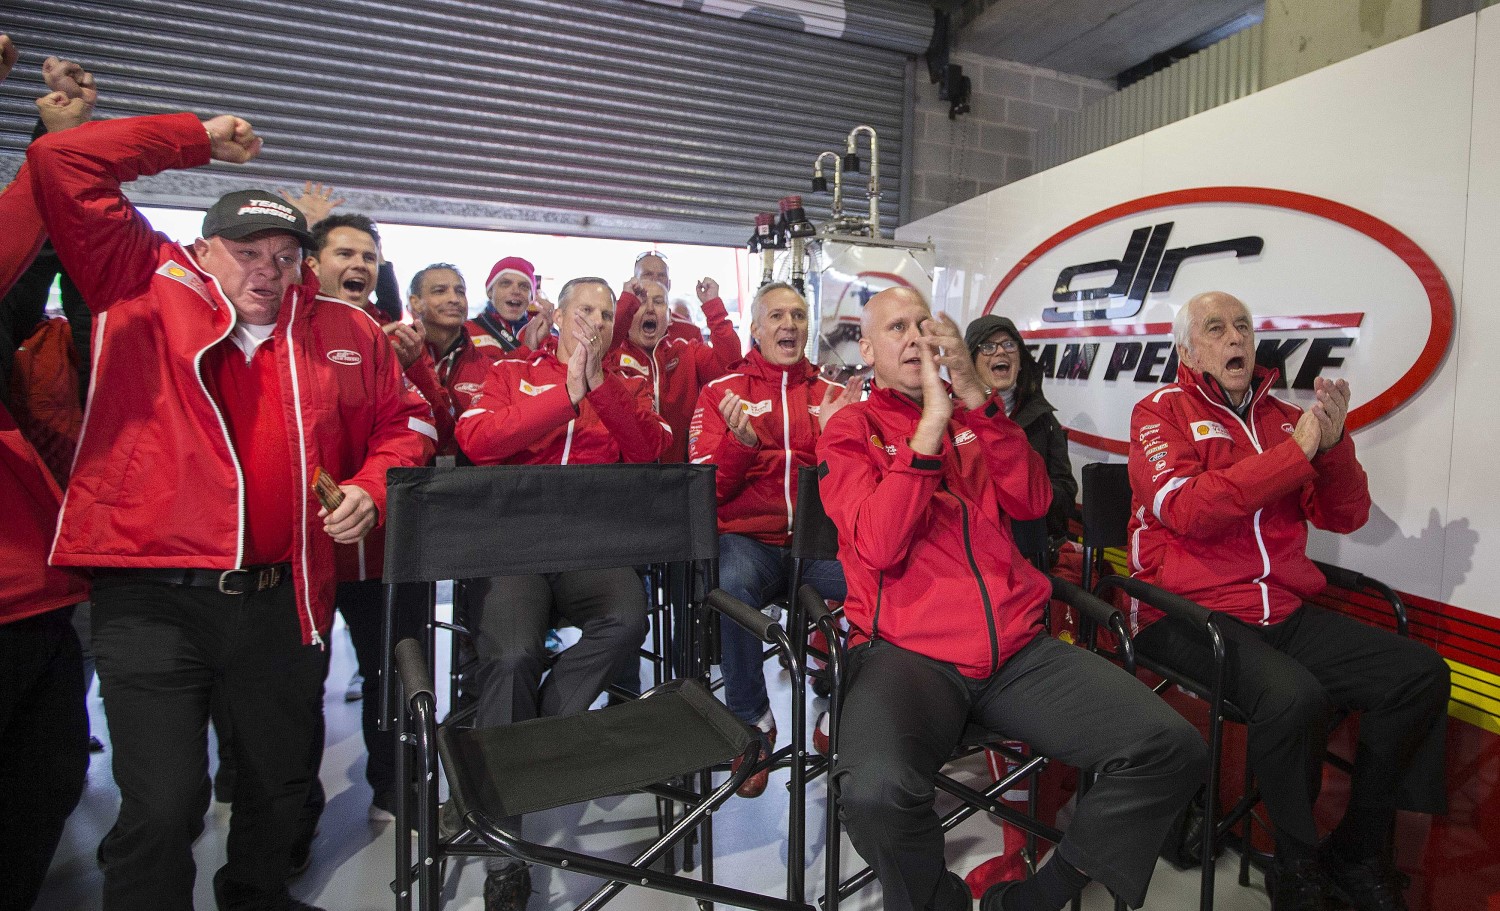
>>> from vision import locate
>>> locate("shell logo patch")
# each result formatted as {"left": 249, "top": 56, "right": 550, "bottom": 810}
{"left": 327, "top": 349, "right": 362, "bottom": 366}
{"left": 742, "top": 399, "right": 773, "bottom": 418}
{"left": 519, "top": 380, "right": 556, "bottom": 396}
{"left": 1190, "top": 420, "right": 1231, "bottom": 442}
{"left": 619, "top": 354, "right": 646, "bottom": 373}
{"left": 157, "top": 260, "right": 210, "bottom": 302}
{"left": 474, "top": 335, "right": 502, "bottom": 349}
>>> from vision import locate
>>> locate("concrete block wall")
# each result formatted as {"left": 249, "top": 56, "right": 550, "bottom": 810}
{"left": 906, "top": 51, "right": 1113, "bottom": 224}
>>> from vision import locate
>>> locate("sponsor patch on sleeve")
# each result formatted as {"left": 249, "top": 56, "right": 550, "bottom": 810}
{"left": 1189, "top": 420, "right": 1231, "bottom": 442}
{"left": 157, "top": 260, "right": 211, "bottom": 302}
{"left": 519, "top": 380, "right": 557, "bottom": 396}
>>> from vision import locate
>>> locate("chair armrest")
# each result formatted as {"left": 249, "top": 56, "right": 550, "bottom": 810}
{"left": 1051, "top": 575, "right": 1119, "bottom": 632}
{"left": 395, "top": 637, "right": 435, "bottom": 706}
{"left": 1312, "top": 560, "right": 1409, "bottom": 637}
{"left": 706, "top": 588, "right": 779, "bottom": 644}
{"left": 1097, "top": 575, "right": 1215, "bottom": 630}
{"left": 797, "top": 584, "right": 832, "bottom": 626}
{"left": 1050, "top": 575, "right": 1135, "bottom": 674}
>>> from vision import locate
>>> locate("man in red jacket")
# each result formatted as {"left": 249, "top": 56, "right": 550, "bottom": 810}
{"left": 1127, "top": 291, "right": 1449, "bottom": 911}
{"left": 28, "top": 112, "right": 436, "bottom": 911}
{"left": 817, "top": 287, "right": 1205, "bottom": 911}
{"left": 407, "top": 262, "right": 490, "bottom": 453}
{"left": 688, "top": 282, "right": 853, "bottom": 797}
{"left": 633, "top": 250, "right": 725, "bottom": 345}
{"left": 284, "top": 214, "right": 453, "bottom": 835}
{"left": 0, "top": 37, "right": 94, "bottom": 910}
{"left": 466, "top": 255, "right": 550, "bottom": 359}
{"left": 611, "top": 275, "right": 740, "bottom": 462}
{"left": 455, "top": 276, "right": 666, "bottom": 909}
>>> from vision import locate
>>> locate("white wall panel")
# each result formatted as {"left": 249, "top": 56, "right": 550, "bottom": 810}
{"left": 899, "top": 14, "right": 1493, "bottom": 615}
{"left": 1444, "top": 6, "right": 1500, "bottom": 607}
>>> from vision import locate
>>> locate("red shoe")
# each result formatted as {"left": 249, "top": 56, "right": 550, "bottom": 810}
{"left": 813, "top": 710, "right": 830, "bottom": 757}
{"left": 732, "top": 711, "right": 776, "bottom": 798}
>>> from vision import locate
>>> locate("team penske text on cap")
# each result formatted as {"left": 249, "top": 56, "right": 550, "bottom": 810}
{"left": 202, "top": 190, "right": 312, "bottom": 243}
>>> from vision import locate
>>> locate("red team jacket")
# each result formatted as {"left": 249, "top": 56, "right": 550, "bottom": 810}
{"left": 689, "top": 349, "right": 842, "bottom": 546}
{"left": 816, "top": 386, "right": 1054, "bottom": 679}
{"left": 0, "top": 161, "right": 90, "bottom": 623}
{"left": 28, "top": 113, "right": 437, "bottom": 644}
{"left": 610, "top": 290, "right": 741, "bottom": 463}
{"left": 455, "top": 335, "right": 670, "bottom": 465}
{"left": 1126, "top": 364, "right": 1371, "bottom": 629}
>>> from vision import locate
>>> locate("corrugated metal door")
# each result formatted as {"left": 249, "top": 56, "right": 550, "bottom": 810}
{"left": 0, "top": 0, "right": 911, "bottom": 245}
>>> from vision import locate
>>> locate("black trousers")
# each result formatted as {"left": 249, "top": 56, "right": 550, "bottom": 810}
{"left": 836, "top": 633, "right": 1207, "bottom": 911}
{"left": 468, "top": 567, "right": 647, "bottom": 871}
{"left": 333, "top": 579, "right": 427, "bottom": 798}
{"left": 91, "top": 576, "right": 325, "bottom": 911}
{"left": 1133, "top": 603, "right": 1450, "bottom": 854}
{"left": 0, "top": 607, "right": 88, "bottom": 911}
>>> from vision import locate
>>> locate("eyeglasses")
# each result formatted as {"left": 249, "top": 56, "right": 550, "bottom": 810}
{"left": 634, "top": 250, "right": 669, "bottom": 263}
{"left": 977, "top": 339, "right": 1019, "bottom": 355}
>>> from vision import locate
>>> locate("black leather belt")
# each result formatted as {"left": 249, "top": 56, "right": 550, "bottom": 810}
{"left": 100, "top": 563, "right": 292, "bottom": 596}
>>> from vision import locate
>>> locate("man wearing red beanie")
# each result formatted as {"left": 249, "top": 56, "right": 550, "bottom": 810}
{"left": 467, "top": 255, "right": 543, "bottom": 359}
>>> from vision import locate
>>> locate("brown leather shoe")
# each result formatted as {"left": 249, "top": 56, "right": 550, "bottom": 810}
{"left": 732, "top": 715, "right": 777, "bottom": 798}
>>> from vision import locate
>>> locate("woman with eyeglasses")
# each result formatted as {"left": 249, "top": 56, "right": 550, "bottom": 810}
{"left": 963, "top": 315, "right": 1077, "bottom": 554}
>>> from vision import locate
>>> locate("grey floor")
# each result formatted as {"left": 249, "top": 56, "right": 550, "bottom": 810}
{"left": 36, "top": 605, "right": 1273, "bottom": 911}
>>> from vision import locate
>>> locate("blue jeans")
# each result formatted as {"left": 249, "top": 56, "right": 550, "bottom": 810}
{"left": 717, "top": 533, "right": 846, "bottom": 725}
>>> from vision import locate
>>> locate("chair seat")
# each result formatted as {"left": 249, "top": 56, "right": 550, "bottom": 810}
{"left": 440, "top": 680, "right": 752, "bottom": 819}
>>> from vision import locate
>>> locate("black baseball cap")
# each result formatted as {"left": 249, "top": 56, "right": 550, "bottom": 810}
{"left": 201, "top": 190, "right": 311, "bottom": 244}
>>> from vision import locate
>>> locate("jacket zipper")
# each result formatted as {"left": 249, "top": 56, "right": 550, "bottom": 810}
{"left": 282, "top": 289, "right": 324, "bottom": 648}
{"left": 781, "top": 371, "right": 793, "bottom": 535}
{"left": 1196, "top": 385, "right": 1274, "bottom": 624}
{"left": 871, "top": 571, "right": 884, "bottom": 640}
{"left": 194, "top": 274, "right": 247, "bottom": 571}
{"left": 943, "top": 478, "right": 1000, "bottom": 673}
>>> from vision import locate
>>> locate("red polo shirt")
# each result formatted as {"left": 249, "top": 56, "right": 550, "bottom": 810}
{"left": 201, "top": 328, "right": 295, "bottom": 565}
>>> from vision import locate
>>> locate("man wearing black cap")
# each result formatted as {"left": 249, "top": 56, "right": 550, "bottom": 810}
{"left": 27, "top": 112, "right": 436, "bottom": 911}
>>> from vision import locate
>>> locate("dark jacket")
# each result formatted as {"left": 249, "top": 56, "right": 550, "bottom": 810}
{"left": 1010, "top": 393, "right": 1077, "bottom": 541}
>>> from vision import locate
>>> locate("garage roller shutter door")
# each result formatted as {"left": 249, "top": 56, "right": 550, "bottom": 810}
{"left": 0, "top": 0, "right": 914, "bottom": 244}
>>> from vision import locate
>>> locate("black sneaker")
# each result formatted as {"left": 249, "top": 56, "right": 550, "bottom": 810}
{"left": 978, "top": 879, "right": 1016, "bottom": 911}
{"left": 1323, "top": 852, "right": 1410, "bottom": 911}
{"left": 1268, "top": 859, "right": 1335, "bottom": 911}
{"left": 483, "top": 864, "right": 533, "bottom": 911}
{"left": 214, "top": 868, "right": 326, "bottom": 911}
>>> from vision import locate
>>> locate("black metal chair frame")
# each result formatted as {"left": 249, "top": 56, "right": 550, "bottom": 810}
{"left": 1079, "top": 460, "right": 1409, "bottom": 911}
{"left": 379, "top": 463, "right": 811, "bottom": 911}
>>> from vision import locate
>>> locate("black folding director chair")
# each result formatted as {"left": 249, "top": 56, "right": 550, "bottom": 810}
{"left": 1080, "top": 461, "right": 1409, "bottom": 911}
{"left": 380, "top": 463, "right": 813, "bottom": 911}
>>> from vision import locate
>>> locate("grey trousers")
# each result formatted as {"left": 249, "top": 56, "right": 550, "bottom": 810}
{"left": 467, "top": 567, "right": 647, "bottom": 871}
{"left": 836, "top": 633, "right": 1208, "bottom": 911}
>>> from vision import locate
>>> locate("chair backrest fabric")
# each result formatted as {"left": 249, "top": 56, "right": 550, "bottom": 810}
{"left": 382, "top": 464, "right": 719, "bottom": 582}
{"left": 1081, "top": 462, "right": 1133, "bottom": 550}
{"left": 792, "top": 465, "right": 840, "bottom": 562}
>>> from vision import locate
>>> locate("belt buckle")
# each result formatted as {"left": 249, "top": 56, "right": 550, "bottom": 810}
{"left": 218, "top": 570, "right": 249, "bottom": 596}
